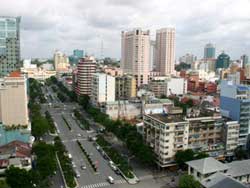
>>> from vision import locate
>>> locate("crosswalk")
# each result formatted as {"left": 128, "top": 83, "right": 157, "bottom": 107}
{"left": 81, "top": 179, "right": 126, "bottom": 188}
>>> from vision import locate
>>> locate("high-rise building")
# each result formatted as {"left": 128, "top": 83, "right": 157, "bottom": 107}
{"left": 155, "top": 28, "right": 175, "bottom": 76}
{"left": 73, "top": 49, "right": 84, "bottom": 59}
{"left": 54, "top": 50, "right": 69, "bottom": 71}
{"left": 179, "top": 53, "right": 197, "bottom": 65}
{"left": 91, "top": 73, "right": 115, "bottom": 106}
{"left": 0, "top": 16, "right": 21, "bottom": 76}
{"left": 241, "top": 54, "right": 249, "bottom": 68}
{"left": 216, "top": 52, "right": 230, "bottom": 69}
{"left": 75, "top": 57, "right": 97, "bottom": 96}
{"left": 121, "top": 29, "right": 150, "bottom": 87}
{"left": 0, "top": 71, "right": 28, "bottom": 126}
{"left": 220, "top": 80, "right": 250, "bottom": 147}
{"left": 204, "top": 43, "right": 216, "bottom": 59}
{"left": 149, "top": 40, "right": 156, "bottom": 71}
{"left": 115, "top": 75, "right": 137, "bottom": 100}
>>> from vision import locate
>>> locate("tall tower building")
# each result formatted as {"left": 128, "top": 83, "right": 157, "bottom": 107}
{"left": 241, "top": 54, "right": 249, "bottom": 68}
{"left": 204, "top": 43, "right": 216, "bottom": 59}
{"left": 53, "top": 50, "right": 69, "bottom": 71}
{"left": 0, "top": 16, "right": 21, "bottom": 76}
{"left": 121, "top": 29, "right": 150, "bottom": 87}
{"left": 155, "top": 28, "right": 176, "bottom": 76}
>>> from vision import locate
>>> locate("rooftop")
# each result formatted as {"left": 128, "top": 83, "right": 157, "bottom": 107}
{"left": 186, "top": 157, "right": 229, "bottom": 174}
{"left": 0, "top": 140, "right": 31, "bottom": 158}
{"left": 226, "top": 159, "right": 250, "bottom": 177}
{"left": 148, "top": 113, "right": 185, "bottom": 123}
{"left": 201, "top": 172, "right": 247, "bottom": 188}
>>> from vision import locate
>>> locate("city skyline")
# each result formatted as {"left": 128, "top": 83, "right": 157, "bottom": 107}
{"left": 1, "top": 0, "right": 250, "bottom": 59}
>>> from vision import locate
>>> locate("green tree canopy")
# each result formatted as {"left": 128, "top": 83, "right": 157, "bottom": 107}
{"left": 179, "top": 174, "right": 200, "bottom": 188}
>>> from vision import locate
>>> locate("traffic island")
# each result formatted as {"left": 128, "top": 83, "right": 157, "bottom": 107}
{"left": 96, "top": 135, "right": 139, "bottom": 184}
{"left": 76, "top": 140, "right": 98, "bottom": 173}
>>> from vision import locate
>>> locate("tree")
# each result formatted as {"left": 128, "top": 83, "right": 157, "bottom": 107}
{"left": 179, "top": 175, "right": 200, "bottom": 188}
{"left": 195, "top": 152, "right": 209, "bottom": 160}
{"left": 6, "top": 166, "right": 34, "bottom": 188}
{"left": 175, "top": 149, "right": 195, "bottom": 168}
{"left": 31, "top": 116, "right": 49, "bottom": 139}
{"left": 0, "top": 180, "right": 10, "bottom": 188}
{"left": 79, "top": 95, "right": 90, "bottom": 109}
{"left": 234, "top": 147, "right": 247, "bottom": 160}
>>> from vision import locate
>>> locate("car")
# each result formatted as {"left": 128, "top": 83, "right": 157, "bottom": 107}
{"left": 96, "top": 145, "right": 100, "bottom": 151}
{"left": 75, "top": 170, "right": 80, "bottom": 178}
{"left": 107, "top": 176, "right": 114, "bottom": 184}
{"left": 72, "top": 162, "right": 76, "bottom": 168}
{"left": 81, "top": 165, "right": 86, "bottom": 170}
{"left": 77, "top": 133, "right": 81, "bottom": 137}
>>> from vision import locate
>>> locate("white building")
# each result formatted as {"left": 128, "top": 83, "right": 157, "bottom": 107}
{"left": 91, "top": 73, "right": 115, "bottom": 106}
{"left": 149, "top": 77, "right": 187, "bottom": 98}
{"left": 155, "top": 28, "right": 175, "bottom": 76}
{"left": 0, "top": 72, "right": 29, "bottom": 126}
{"left": 121, "top": 29, "right": 150, "bottom": 86}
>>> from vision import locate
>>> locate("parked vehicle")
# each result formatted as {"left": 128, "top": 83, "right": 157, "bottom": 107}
{"left": 107, "top": 176, "right": 114, "bottom": 184}
{"left": 81, "top": 165, "right": 86, "bottom": 170}
{"left": 75, "top": 170, "right": 80, "bottom": 178}
{"left": 68, "top": 153, "right": 72, "bottom": 159}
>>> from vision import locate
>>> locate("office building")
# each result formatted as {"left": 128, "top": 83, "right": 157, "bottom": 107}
{"left": 73, "top": 49, "right": 84, "bottom": 59}
{"left": 179, "top": 53, "right": 197, "bottom": 65}
{"left": 91, "top": 73, "right": 115, "bottom": 106}
{"left": 220, "top": 80, "right": 250, "bottom": 147}
{"left": 121, "top": 29, "right": 150, "bottom": 86}
{"left": 204, "top": 43, "right": 216, "bottom": 59}
{"left": 54, "top": 50, "right": 69, "bottom": 71}
{"left": 75, "top": 58, "right": 97, "bottom": 96}
{"left": 0, "top": 16, "right": 21, "bottom": 76}
{"left": 216, "top": 52, "right": 230, "bottom": 69}
{"left": 241, "top": 54, "right": 249, "bottom": 68}
{"left": 115, "top": 75, "right": 136, "bottom": 100}
{"left": 155, "top": 28, "right": 175, "bottom": 75}
{"left": 0, "top": 71, "right": 28, "bottom": 126}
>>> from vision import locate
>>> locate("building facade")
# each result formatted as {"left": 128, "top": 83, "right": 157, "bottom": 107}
{"left": 0, "top": 16, "right": 21, "bottom": 76}
{"left": 91, "top": 73, "right": 115, "bottom": 106}
{"left": 115, "top": 75, "right": 136, "bottom": 100}
{"left": 216, "top": 52, "right": 230, "bottom": 69}
{"left": 54, "top": 50, "right": 69, "bottom": 71}
{"left": 0, "top": 71, "right": 28, "bottom": 126}
{"left": 155, "top": 28, "right": 175, "bottom": 76}
{"left": 204, "top": 43, "right": 216, "bottom": 59}
{"left": 220, "top": 80, "right": 250, "bottom": 148}
{"left": 121, "top": 29, "right": 150, "bottom": 86}
{"left": 75, "top": 58, "right": 97, "bottom": 96}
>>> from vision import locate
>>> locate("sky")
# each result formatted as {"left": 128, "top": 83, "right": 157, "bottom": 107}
{"left": 1, "top": 0, "right": 250, "bottom": 60}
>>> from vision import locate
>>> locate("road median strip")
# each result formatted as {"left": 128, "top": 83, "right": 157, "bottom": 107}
{"left": 62, "top": 115, "right": 72, "bottom": 130}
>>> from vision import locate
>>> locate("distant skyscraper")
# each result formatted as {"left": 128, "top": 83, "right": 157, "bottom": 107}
{"left": 54, "top": 50, "right": 69, "bottom": 71}
{"left": 216, "top": 52, "right": 230, "bottom": 69}
{"left": 0, "top": 16, "right": 21, "bottom": 76}
{"left": 73, "top": 49, "right": 84, "bottom": 59}
{"left": 179, "top": 53, "right": 197, "bottom": 65}
{"left": 241, "top": 54, "right": 249, "bottom": 68}
{"left": 121, "top": 29, "right": 150, "bottom": 86}
{"left": 204, "top": 43, "right": 216, "bottom": 59}
{"left": 155, "top": 28, "right": 175, "bottom": 75}
{"left": 149, "top": 40, "right": 156, "bottom": 71}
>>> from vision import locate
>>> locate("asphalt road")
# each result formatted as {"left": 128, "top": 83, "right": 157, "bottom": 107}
{"left": 42, "top": 85, "right": 176, "bottom": 188}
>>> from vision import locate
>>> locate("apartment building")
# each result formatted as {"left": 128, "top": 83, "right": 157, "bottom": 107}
{"left": 91, "top": 73, "right": 115, "bottom": 106}
{"left": 121, "top": 29, "right": 150, "bottom": 86}
{"left": 155, "top": 28, "right": 175, "bottom": 76}
{"left": 143, "top": 107, "right": 189, "bottom": 167}
{"left": 143, "top": 108, "right": 240, "bottom": 167}
{"left": 75, "top": 58, "right": 97, "bottom": 96}
{"left": 0, "top": 71, "right": 29, "bottom": 126}
{"left": 115, "top": 75, "right": 137, "bottom": 100}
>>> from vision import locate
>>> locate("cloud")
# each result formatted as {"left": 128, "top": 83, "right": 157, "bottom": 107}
{"left": 0, "top": 0, "right": 250, "bottom": 59}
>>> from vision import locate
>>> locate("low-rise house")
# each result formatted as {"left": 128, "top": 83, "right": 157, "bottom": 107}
{"left": 226, "top": 159, "right": 250, "bottom": 184}
{"left": 201, "top": 172, "right": 247, "bottom": 188}
{"left": 0, "top": 140, "right": 32, "bottom": 173}
{"left": 186, "top": 157, "right": 229, "bottom": 182}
